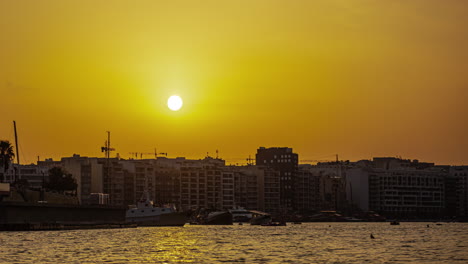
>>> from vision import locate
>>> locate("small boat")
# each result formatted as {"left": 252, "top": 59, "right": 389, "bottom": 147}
{"left": 126, "top": 191, "right": 187, "bottom": 227}
{"left": 390, "top": 221, "right": 400, "bottom": 225}
{"left": 250, "top": 212, "right": 272, "bottom": 225}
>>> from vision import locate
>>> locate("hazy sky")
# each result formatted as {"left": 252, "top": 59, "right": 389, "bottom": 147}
{"left": 1, "top": 0, "right": 467, "bottom": 165}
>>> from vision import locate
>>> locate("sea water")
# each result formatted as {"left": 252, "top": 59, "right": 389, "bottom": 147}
{"left": 1, "top": 223, "right": 467, "bottom": 263}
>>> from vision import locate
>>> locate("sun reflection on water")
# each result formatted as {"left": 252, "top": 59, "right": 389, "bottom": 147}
{"left": 1, "top": 223, "right": 468, "bottom": 263}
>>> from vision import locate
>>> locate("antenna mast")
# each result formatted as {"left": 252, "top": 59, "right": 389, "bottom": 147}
{"left": 101, "top": 131, "right": 115, "bottom": 159}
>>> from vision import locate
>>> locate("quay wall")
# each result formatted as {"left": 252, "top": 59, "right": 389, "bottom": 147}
{"left": 0, "top": 202, "right": 126, "bottom": 225}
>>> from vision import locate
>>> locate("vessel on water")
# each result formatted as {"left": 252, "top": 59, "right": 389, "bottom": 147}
{"left": 249, "top": 210, "right": 272, "bottom": 225}
{"left": 203, "top": 211, "right": 233, "bottom": 225}
{"left": 125, "top": 192, "right": 186, "bottom": 226}
{"left": 229, "top": 207, "right": 252, "bottom": 222}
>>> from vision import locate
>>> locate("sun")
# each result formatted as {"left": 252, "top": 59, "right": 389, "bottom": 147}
{"left": 167, "top": 95, "right": 183, "bottom": 111}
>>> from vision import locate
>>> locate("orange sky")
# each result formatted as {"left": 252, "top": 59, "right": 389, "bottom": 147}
{"left": 1, "top": 0, "right": 467, "bottom": 165}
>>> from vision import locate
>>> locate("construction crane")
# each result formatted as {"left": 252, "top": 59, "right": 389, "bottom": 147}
{"left": 128, "top": 152, "right": 155, "bottom": 159}
{"left": 300, "top": 154, "right": 339, "bottom": 164}
{"left": 246, "top": 155, "right": 255, "bottom": 165}
{"left": 128, "top": 149, "right": 168, "bottom": 159}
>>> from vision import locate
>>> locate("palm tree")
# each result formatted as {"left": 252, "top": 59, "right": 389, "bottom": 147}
{"left": 0, "top": 140, "right": 15, "bottom": 182}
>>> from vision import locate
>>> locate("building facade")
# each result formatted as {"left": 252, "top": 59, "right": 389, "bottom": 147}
{"left": 256, "top": 147, "right": 298, "bottom": 210}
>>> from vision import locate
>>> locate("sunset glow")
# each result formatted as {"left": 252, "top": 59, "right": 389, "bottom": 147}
{"left": 0, "top": 0, "right": 467, "bottom": 164}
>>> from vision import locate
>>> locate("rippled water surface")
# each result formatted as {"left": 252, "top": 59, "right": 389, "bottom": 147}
{"left": 1, "top": 223, "right": 468, "bottom": 263}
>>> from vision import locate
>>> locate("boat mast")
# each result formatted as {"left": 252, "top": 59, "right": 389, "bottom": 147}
{"left": 101, "top": 131, "right": 115, "bottom": 203}
{"left": 13, "top": 121, "right": 20, "bottom": 182}
{"left": 13, "top": 121, "right": 20, "bottom": 165}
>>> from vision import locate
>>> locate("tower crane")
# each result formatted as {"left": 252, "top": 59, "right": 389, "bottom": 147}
{"left": 128, "top": 149, "right": 168, "bottom": 159}
{"left": 300, "top": 154, "right": 339, "bottom": 163}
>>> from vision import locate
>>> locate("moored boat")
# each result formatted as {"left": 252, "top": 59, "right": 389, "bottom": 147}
{"left": 125, "top": 192, "right": 186, "bottom": 227}
{"left": 203, "top": 211, "right": 233, "bottom": 225}
{"left": 250, "top": 212, "right": 272, "bottom": 225}
{"left": 229, "top": 207, "right": 252, "bottom": 222}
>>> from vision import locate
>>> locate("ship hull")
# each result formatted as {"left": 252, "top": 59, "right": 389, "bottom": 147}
{"left": 250, "top": 215, "right": 272, "bottom": 225}
{"left": 203, "top": 212, "right": 233, "bottom": 225}
{"left": 126, "top": 212, "right": 187, "bottom": 227}
{"left": 0, "top": 201, "right": 128, "bottom": 231}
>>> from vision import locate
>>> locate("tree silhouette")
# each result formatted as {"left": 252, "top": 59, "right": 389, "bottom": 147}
{"left": 0, "top": 140, "right": 15, "bottom": 182}
{"left": 46, "top": 167, "right": 77, "bottom": 194}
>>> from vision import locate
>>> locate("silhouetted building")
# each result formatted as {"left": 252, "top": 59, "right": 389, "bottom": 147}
{"left": 450, "top": 166, "right": 468, "bottom": 219}
{"left": 39, "top": 155, "right": 103, "bottom": 204}
{"left": 1, "top": 164, "right": 49, "bottom": 190}
{"left": 346, "top": 158, "right": 446, "bottom": 218}
{"left": 233, "top": 165, "right": 281, "bottom": 214}
{"left": 179, "top": 157, "right": 232, "bottom": 211}
{"left": 256, "top": 147, "right": 298, "bottom": 210}
{"left": 153, "top": 163, "right": 180, "bottom": 206}
{"left": 89, "top": 193, "right": 109, "bottom": 205}
{"left": 299, "top": 162, "right": 348, "bottom": 212}
{"left": 99, "top": 158, "right": 125, "bottom": 206}
{"left": 295, "top": 168, "right": 321, "bottom": 213}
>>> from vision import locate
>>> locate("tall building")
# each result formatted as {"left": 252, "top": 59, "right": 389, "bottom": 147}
{"left": 294, "top": 168, "right": 321, "bottom": 213}
{"left": 346, "top": 158, "right": 447, "bottom": 218}
{"left": 179, "top": 157, "right": 231, "bottom": 211}
{"left": 39, "top": 155, "right": 104, "bottom": 204}
{"left": 299, "top": 162, "right": 348, "bottom": 212}
{"left": 450, "top": 166, "right": 468, "bottom": 219}
{"left": 233, "top": 165, "right": 281, "bottom": 214}
{"left": 120, "top": 159, "right": 155, "bottom": 206}
{"left": 256, "top": 147, "right": 298, "bottom": 210}
{"left": 153, "top": 161, "right": 181, "bottom": 206}
{"left": 99, "top": 158, "right": 125, "bottom": 206}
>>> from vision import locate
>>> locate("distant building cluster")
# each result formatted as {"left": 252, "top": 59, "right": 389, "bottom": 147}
{"left": 1, "top": 147, "right": 468, "bottom": 219}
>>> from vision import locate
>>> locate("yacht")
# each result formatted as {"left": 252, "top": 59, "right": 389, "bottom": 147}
{"left": 126, "top": 192, "right": 186, "bottom": 226}
{"left": 229, "top": 207, "right": 252, "bottom": 222}
{"left": 203, "top": 211, "right": 233, "bottom": 225}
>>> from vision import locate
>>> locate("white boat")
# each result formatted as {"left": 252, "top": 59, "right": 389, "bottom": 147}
{"left": 125, "top": 192, "right": 186, "bottom": 226}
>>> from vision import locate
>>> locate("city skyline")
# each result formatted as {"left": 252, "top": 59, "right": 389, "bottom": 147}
{"left": 2, "top": 2, "right": 468, "bottom": 262}
{"left": 1, "top": 0, "right": 468, "bottom": 165}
